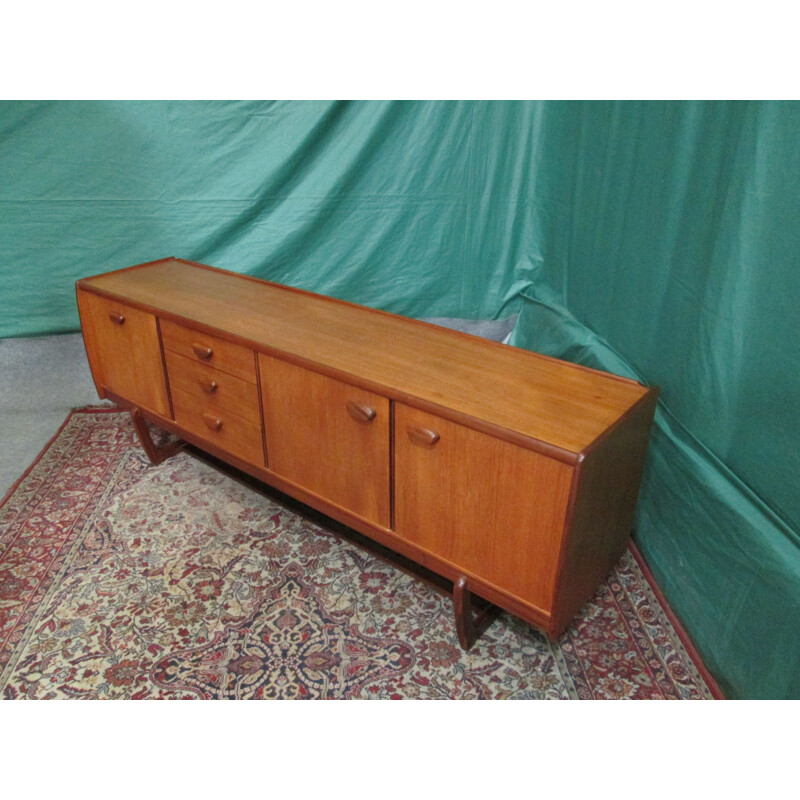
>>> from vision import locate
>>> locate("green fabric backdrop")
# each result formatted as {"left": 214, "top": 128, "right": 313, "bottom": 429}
{"left": 1, "top": 100, "right": 797, "bottom": 698}
{"left": 0, "top": 100, "right": 531, "bottom": 334}
{"left": 507, "top": 101, "right": 800, "bottom": 699}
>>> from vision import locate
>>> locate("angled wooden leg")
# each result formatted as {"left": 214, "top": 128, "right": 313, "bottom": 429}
{"left": 453, "top": 575, "right": 501, "bottom": 651}
{"left": 131, "top": 408, "right": 184, "bottom": 465}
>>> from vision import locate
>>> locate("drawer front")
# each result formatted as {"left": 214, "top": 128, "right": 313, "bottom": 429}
{"left": 259, "top": 354, "right": 391, "bottom": 528}
{"left": 160, "top": 318, "right": 256, "bottom": 383}
{"left": 164, "top": 350, "right": 260, "bottom": 424}
{"left": 393, "top": 404, "right": 574, "bottom": 613}
{"left": 77, "top": 290, "right": 170, "bottom": 417}
{"left": 172, "top": 386, "right": 264, "bottom": 466}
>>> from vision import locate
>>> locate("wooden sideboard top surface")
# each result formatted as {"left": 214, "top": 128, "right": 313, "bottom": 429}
{"left": 78, "top": 258, "right": 651, "bottom": 455}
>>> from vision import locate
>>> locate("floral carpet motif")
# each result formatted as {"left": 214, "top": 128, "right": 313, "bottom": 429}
{"left": 0, "top": 408, "right": 720, "bottom": 699}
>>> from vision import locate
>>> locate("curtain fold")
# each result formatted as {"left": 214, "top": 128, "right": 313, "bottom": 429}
{"left": 507, "top": 101, "right": 800, "bottom": 698}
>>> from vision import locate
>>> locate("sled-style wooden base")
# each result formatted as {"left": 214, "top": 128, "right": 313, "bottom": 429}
{"left": 454, "top": 575, "right": 502, "bottom": 651}
{"left": 131, "top": 408, "right": 184, "bottom": 465}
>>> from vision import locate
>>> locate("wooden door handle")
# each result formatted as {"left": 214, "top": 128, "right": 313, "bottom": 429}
{"left": 346, "top": 400, "right": 377, "bottom": 423}
{"left": 108, "top": 312, "right": 126, "bottom": 325}
{"left": 407, "top": 426, "right": 440, "bottom": 446}
{"left": 202, "top": 412, "right": 223, "bottom": 432}
{"left": 200, "top": 379, "right": 219, "bottom": 394}
{"left": 192, "top": 343, "right": 214, "bottom": 360}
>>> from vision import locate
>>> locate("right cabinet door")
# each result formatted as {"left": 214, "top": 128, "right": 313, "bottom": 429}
{"left": 259, "top": 355, "right": 391, "bottom": 528}
{"left": 394, "top": 404, "right": 575, "bottom": 614}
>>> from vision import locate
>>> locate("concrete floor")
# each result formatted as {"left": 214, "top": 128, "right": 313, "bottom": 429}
{"left": 0, "top": 333, "right": 102, "bottom": 498}
{"left": 0, "top": 316, "right": 515, "bottom": 500}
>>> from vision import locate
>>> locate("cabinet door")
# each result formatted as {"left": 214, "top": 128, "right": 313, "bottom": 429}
{"left": 394, "top": 404, "right": 574, "bottom": 613}
{"left": 259, "top": 355, "right": 391, "bottom": 528}
{"left": 77, "top": 289, "right": 170, "bottom": 417}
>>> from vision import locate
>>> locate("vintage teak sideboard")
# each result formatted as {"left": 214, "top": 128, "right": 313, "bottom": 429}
{"left": 76, "top": 258, "right": 658, "bottom": 647}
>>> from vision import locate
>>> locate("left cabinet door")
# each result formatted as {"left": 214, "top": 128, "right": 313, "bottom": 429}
{"left": 77, "top": 289, "right": 171, "bottom": 417}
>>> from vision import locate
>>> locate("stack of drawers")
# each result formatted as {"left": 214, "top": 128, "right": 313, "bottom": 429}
{"left": 161, "top": 319, "right": 264, "bottom": 466}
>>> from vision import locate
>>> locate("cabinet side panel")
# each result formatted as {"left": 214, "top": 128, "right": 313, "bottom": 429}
{"left": 394, "top": 404, "right": 574, "bottom": 613}
{"left": 550, "top": 391, "right": 659, "bottom": 636}
{"left": 76, "top": 286, "right": 108, "bottom": 399}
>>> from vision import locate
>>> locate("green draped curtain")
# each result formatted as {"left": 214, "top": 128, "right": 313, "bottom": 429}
{"left": 1, "top": 100, "right": 797, "bottom": 698}
{"left": 0, "top": 100, "right": 532, "bottom": 334}
{"left": 507, "top": 101, "right": 800, "bottom": 699}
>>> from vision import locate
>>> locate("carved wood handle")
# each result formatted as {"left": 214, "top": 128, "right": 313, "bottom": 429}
{"left": 192, "top": 343, "right": 213, "bottom": 360}
{"left": 202, "top": 412, "right": 223, "bottom": 432}
{"left": 407, "top": 426, "right": 440, "bottom": 446}
{"left": 346, "top": 400, "right": 377, "bottom": 423}
{"left": 201, "top": 379, "right": 219, "bottom": 394}
{"left": 108, "top": 312, "right": 126, "bottom": 325}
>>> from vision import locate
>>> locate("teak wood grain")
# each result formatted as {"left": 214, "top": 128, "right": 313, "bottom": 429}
{"left": 259, "top": 354, "right": 391, "bottom": 529}
{"left": 164, "top": 350, "right": 261, "bottom": 425}
{"left": 394, "top": 403, "right": 574, "bottom": 613}
{"left": 549, "top": 391, "right": 659, "bottom": 635}
{"left": 171, "top": 385, "right": 265, "bottom": 467}
{"left": 80, "top": 258, "right": 649, "bottom": 455}
{"left": 77, "top": 289, "right": 170, "bottom": 417}
{"left": 77, "top": 258, "right": 659, "bottom": 644}
{"left": 161, "top": 317, "right": 257, "bottom": 384}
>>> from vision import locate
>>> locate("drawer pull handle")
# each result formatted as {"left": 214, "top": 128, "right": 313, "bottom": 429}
{"left": 192, "top": 343, "right": 214, "bottom": 360}
{"left": 346, "top": 400, "right": 376, "bottom": 423}
{"left": 108, "top": 312, "right": 126, "bottom": 325}
{"left": 202, "top": 412, "right": 223, "bottom": 432}
{"left": 408, "top": 426, "right": 440, "bottom": 446}
{"left": 201, "top": 379, "right": 219, "bottom": 394}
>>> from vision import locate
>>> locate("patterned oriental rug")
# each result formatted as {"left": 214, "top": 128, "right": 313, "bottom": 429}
{"left": 0, "top": 408, "right": 721, "bottom": 700}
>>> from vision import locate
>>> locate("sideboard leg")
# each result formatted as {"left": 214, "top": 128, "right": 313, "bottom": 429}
{"left": 131, "top": 408, "right": 184, "bottom": 465}
{"left": 453, "top": 575, "right": 501, "bottom": 651}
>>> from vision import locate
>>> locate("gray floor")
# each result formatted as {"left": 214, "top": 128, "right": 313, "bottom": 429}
{"left": 0, "top": 333, "right": 102, "bottom": 498}
{"left": 0, "top": 316, "right": 516, "bottom": 500}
